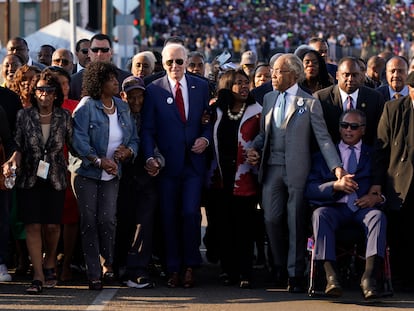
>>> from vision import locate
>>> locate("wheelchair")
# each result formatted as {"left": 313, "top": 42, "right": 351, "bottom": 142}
{"left": 307, "top": 223, "right": 393, "bottom": 297}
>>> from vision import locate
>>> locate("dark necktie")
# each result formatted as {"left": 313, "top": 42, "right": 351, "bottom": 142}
{"left": 393, "top": 93, "right": 402, "bottom": 99}
{"left": 347, "top": 146, "right": 358, "bottom": 212}
{"left": 175, "top": 82, "right": 186, "bottom": 122}
{"left": 346, "top": 95, "right": 353, "bottom": 110}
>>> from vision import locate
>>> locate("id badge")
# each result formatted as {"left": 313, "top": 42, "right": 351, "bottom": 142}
{"left": 36, "top": 160, "right": 50, "bottom": 179}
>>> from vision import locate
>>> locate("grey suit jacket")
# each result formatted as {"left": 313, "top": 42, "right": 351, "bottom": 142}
{"left": 253, "top": 85, "right": 342, "bottom": 187}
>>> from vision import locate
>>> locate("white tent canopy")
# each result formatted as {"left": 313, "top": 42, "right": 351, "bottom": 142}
{"left": 24, "top": 19, "right": 96, "bottom": 58}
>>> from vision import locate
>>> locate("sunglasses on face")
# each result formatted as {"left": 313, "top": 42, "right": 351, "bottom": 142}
{"left": 53, "top": 58, "right": 70, "bottom": 66}
{"left": 90, "top": 47, "right": 110, "bottom": 53}
{"left": 340, "top": 122, "right": 365, "bottom": 130}
{"left": 35, "top": 86, "right": 56, "bottom": 94}
{"left": 165, "top": 59, "right": 184, "bottom": 66}
{"left": 80, "top": 48, "right": 89, "bottom": 55}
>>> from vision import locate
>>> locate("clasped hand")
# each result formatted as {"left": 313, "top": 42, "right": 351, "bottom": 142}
{"left": 114, "top": 145, "right": 132, "bottom": 162}
{"left": 101, "top": 158, "right": 118, "bottom": 175}
{"left": 334, "top": 174, "right": 381, "bottom": 208}
{"left": 246, "top": 148, "right": 260, "bottom": 166}
{"left": 191, "top": 138, "right": 208, "bottom": 154}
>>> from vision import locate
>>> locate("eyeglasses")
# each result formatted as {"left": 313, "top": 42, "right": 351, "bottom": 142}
{"left": 90, "top": 47, "right": 110, "bottom": 53}
{"left": 339, "top": 122, "right": 365, "bottom": 130}
{"left": 35, "top": 86, "right": 56, "bottom": 94}
{"left": 80, "top": 48, "right": 89, "bottom": 55}
{"left": 273, "top": 69, "right": 292, "bottom": 75}
{"left": 165, "top": 59, "right": 184, "bottom": 66}
{"left": 52, "top": 59, "right": 70, "bottom": 66}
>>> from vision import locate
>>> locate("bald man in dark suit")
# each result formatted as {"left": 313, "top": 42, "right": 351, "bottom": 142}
{"left": 314, "top": 57, "right": 385, "bottom": 146}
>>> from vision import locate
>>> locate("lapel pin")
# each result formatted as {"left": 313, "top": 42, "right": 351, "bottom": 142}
{"left": 167, "top": 97, "right": 173, "bottom": 104}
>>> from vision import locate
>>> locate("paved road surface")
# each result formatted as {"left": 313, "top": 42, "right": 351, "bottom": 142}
{"left": 1, "top": 209, "right": 413, "bottom": 310}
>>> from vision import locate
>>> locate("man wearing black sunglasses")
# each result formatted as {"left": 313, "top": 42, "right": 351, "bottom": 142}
{"left": 51, "top": 48, "right": 74, "bottom": 75}
{"left": 74, "top": 39, "right": 90, "bottom": 73}
{"left": 69, "top": 34, "right": 131, "bottom": 100}
{"left": 306, "top": 109, "right": 387, "bottom": 299}
{"left": 141, "top": 43, "right": 212, "bottom": 289}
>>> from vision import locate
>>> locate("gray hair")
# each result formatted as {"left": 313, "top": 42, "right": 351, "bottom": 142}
{"left": 278, "top": 53, "right": 305, "bottom": 82}
{"left": 161, "top": 43, "right": 187, "bottom": 63}
{"left": 132, "top": 51, "right": 156, "bottom": 72}
{"left": 269, "top": 53, "right": 283, "bottom": 68}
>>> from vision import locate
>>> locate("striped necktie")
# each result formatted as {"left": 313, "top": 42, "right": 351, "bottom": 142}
{"left": 346, "top": 95, "right": 353, "bottom": 110}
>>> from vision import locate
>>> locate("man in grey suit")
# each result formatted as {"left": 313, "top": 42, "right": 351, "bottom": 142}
{"left": 247, "top": 54, "right": 344, "bottom": 293}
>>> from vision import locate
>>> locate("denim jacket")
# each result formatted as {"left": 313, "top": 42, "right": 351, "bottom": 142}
{"left": 70, "top": 96, "right": 139, "bottom": 180}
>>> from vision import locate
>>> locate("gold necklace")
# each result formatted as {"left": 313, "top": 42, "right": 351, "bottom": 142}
{"left": 227, "top": 103, "right": 246, "bottom": 121}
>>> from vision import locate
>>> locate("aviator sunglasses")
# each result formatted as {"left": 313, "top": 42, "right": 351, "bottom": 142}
{"left": 165, "top": 59, "right": 184, "bottom": 66}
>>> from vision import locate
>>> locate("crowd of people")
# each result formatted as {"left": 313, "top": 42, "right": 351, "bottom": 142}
{"left": 144, "top": 0, "right": 414, "bottom": 63}
{"left": 1, "top": 10, "right": 414, "bottom": 301}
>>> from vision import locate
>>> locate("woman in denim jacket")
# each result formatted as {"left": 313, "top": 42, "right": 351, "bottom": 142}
{"left": 70, "top": 62, "right": 138, "bottom": 290}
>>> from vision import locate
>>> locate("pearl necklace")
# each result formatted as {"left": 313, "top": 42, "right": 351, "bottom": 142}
{"left": 227, "top": 103, "right": 246, "bottom": 121}
{"left": 103, "top": 99, "right": 114, "bottom": 110}
{"left": 39, "top": 111, "right": 52, "bottom": 118}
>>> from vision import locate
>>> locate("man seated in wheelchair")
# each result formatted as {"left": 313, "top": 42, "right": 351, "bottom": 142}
{"left": 305, "top": 109, "right": 387, "bottom": 299}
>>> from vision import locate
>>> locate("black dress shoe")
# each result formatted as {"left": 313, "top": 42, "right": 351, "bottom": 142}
{"left": 287, "top": 277, "right": 305, "bottom": 293}
{"left": 325, "top": 275, "right": 342, "bottom": 297}
{"left": 361, "top": 278, "right": 379, "bottom": 300}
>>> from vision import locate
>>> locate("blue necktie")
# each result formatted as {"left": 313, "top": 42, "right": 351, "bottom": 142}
{"left": 347, "top": 146, "right": 358, "bottom": 212}
{"left": 275, "top": 92, "right": 286, "bottom": 127}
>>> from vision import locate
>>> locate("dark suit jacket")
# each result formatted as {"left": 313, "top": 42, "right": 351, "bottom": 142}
{"left": 141, "top": 74, "right": 212, "bottom": 177}
{"left": 375, "top": 85, "right": 391, "bottom": 102}
{"left": 314, "top": 85, "right": 385, "bottom": 146}
{"left": 69, "top": 67, "right": 132, "bottom": 100}
{"left": 0, "top": 86, "right": 23, "bottom": 133}
{"left": 31, "top": 60, "right": 46, "bottom": 70}
{"left": 373, "top": 96, "right": 414, "bottom": 210}
{"left": 251, "top": 81, "right": 273, "bottom": 105}
{"left": 305, "top": 143, "right": 373, "bottom": 206}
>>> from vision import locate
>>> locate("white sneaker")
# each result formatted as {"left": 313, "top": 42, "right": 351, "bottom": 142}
{"left": 0, "top": 264, "right": 12, "bottom": 282}
{"left": 126, "top": 276, "right": 154, "bottom": 289}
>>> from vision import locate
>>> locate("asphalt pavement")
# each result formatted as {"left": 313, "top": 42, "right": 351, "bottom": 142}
{"left": 1, "top": 208, "right": 413, "bottom": 310}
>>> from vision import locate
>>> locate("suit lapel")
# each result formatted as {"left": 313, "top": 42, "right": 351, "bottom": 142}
{"left": 358, "top": 144, "right": 370, "bottom": 172}
{"left": 264, "top": 91, "right": 278, "bottom": 131}
{"left": 159, "top": 75, "right": 185, "bottom": 122}
{"left": 284, "top": 88, "right": 308, "bottom": 125}
{"left": 284, "top": 96, "right": 298, "bottom": 125}
{"left": 333, "top": 86, "right": 343, "bottom": 110}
